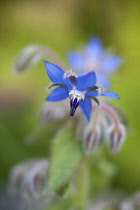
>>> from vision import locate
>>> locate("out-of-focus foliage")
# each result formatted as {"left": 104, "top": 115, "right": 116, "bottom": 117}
{"left": 0, "top": 0, "right": 140, "bottom": 209}
{"left": 48, "top": 122, "right": 82, "bottom": 192}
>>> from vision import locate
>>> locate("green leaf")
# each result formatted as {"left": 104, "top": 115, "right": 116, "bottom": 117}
{"left": 48, "top": 122, "right": 82, "bottom": 192}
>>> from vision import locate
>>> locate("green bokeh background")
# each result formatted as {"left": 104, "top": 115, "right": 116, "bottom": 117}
{"left": 0, "top": 0, "right": 140, "bottom": 194}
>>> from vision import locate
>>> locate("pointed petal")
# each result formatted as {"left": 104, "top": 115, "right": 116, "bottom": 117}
{"left": 101, "top": 55, "right": 122, "bottom": 73}
{"left": 86, "top": 36, "right": 103, "bottom": 57}
{"left": 68, "top": 52, "right": 84, "bottom": 71}
{"left": 79, "top": 97, "right": 92, "bottom": 121}
{"left": 101, "top": 91, "right": 120, "bottom": 99}
{"left": 46, "top": 87, "right": 69, "bottom": 101}
{"left": 76, "top": 71, "right": 97, "bottom": 91}
{"left": 63, "top": 77, "right": 73, "bottom": 90}
{"left": 86, "top": 89, "right": 99, "bottom": 97}
{"left": 44, "top": 61, "right": 64, "bottom": 84}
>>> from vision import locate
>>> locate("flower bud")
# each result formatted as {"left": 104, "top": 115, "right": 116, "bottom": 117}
{"left": 21, "top": 160, "right": 49, "bottom": 199}
{"left": 40, "top": 102, "right": 68, "bottom": 125}
{"left": 83, "top": 123, "right": 102, "bottom": 155}
{"left": 119, "top": 192, "right": 140, "bottom": 210}
{"left": 8, "top": 159, "right": 40, "bottom": 195}
{"left": 107, "top": 123, "right": 126, "bottom": 154}
{"left": 132, "top": 192, "right": 140, "bottom": 208}
{"left": 8, "top": 158, "right": 50, "bottom": 199}
{"left": 13, "top": 45, "right": 42, "bottom": 72}
{"left": 120, "top": 202, "right": 134, "bottom": 210}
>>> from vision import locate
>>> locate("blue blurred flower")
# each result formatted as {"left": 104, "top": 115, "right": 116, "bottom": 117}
{"left": 68, "top": 36, "right": 122, "bottom": 88}
{"left": 44, "top": 61, "right": 120, "bottom": 121}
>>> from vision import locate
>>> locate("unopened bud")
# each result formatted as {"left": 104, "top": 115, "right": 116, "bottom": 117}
{"left": 107, "top": 123, "right": 126, "bottom": 154}
{"left": 8, "top": 159, "right": 40, "bottom": 195}
{"left": 120, "top": 202, "right": 134, "bottom": 210}
{"left": 21, "top": 160, "right": 49, "bottom": 199}
{"left": 8, "top": 158, "right": 50, "bottom": 199}
{"left": 83, "top": 124, "right": 102, "bottom": 155}
{"left": 13, "top": 45, "right": 42, "bottom": 72}
{"left": 132, "top": 192, "right": 140, "bottom": 208}
{"left": 40, "top": 102, "right": 68, "bottom": 125}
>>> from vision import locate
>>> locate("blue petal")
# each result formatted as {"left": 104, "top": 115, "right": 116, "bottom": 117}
{"left": 86, "top": 89, "right": 99, "bottom": 97}
{"left": 79, "top": 97, "right": 92, "bottom": 121}
{"left": 86, "top": 36, "right": 103, "bottom": 58}
{"left": 96, "top": 72, "right": 110, "bottom": 89}
{"left": 101, "top": 55, "right": 122, "bottom": 73}
{"left": 44, "top": 61, "right": 64, "bottom": 84}
{"left": 46, "top": 86, "right": 69, "bottom": 101}
{"left": 63, "top": 77, "right": 73, "bottom": 90}
{"left": 100, "top": 91, "right": 120, "bottom": 99}
{"left": 68, "top": 52, "right": 84, "bottom": 71}
{"left": 76, "top": 71, "right": 97, "bottom": 91}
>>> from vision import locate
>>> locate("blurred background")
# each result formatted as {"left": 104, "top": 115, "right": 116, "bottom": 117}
{"left": 0, "top": 0, "right": 140, "bottom": 207}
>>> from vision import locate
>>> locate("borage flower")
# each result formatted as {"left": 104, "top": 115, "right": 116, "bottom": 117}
{"left": 44, "top": 61, "right": 120, "bottom": 121}
{"left": 68, "top": 36, "right": 122, "bottom": 88}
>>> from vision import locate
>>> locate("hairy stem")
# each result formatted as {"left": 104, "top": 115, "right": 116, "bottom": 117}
{"left": 38, "top": 46, "right": 68, "bottom": 71}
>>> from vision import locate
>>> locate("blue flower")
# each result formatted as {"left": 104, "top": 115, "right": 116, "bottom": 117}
{"left": 68, "top": 36, "right": 122, "bottom": 88}
{"left": 44, "top": 61, "right": 120, "bottom": 121}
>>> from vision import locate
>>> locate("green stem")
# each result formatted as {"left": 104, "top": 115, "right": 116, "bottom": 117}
{"left": 74, "top": 156, "right": 91, "bottom": 210}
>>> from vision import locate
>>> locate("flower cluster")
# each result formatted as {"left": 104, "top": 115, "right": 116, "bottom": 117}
{"left": 8, "top": 35, "right": 129, "bottom": 210}
{"left": 12, "top": 36, "right": 127, "bottom": 155}
{"left": 82, "top": 100, "right": 127, "bottom": 154}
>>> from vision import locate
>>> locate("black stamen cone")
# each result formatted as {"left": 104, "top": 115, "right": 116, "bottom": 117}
{"left": 70, "top": 107, "right": 76, "bottom": 116}
{"left": 70, "top": 98, "right": 78, "bottom": 116}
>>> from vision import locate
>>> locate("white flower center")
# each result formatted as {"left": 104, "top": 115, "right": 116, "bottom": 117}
{"left": 69, "top": 88, "right": 85, "bottom": 101}
{"left": 63, "top": 70, "right": 77, "bottom": 78}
